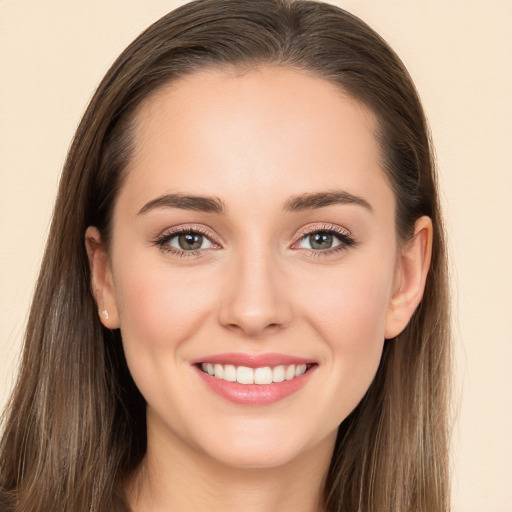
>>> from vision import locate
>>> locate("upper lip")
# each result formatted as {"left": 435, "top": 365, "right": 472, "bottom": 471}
{"left": 191, "top": 352, "right": 315, "bottom": 368}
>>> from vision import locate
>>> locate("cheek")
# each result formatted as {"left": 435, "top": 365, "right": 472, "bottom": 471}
{"left": 112, "top": 261, "right": 215, "bottom": 369}
{"left": 302, "top": 258, "right": 393, "bottom": 343}
{"left": 297, "top": 258, "right": 394, "bottom": 409}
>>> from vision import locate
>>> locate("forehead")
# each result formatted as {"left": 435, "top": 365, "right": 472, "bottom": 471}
{"left": 119, "top": 66, "right": 392, "bottom": 216}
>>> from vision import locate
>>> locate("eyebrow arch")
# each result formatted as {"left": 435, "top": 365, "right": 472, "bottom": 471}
{"left": 138, "top": 193, "right": 225, "bottom": 215}
{"left": 283, "top": 190, "right": 373, "bottom": 213}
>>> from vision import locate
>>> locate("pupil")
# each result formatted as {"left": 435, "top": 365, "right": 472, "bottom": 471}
{"left": 179, "top": 233, "right": 202, "bottom": 250}
{"left": 310, "top": 232, "right": 333, "bottom": 250}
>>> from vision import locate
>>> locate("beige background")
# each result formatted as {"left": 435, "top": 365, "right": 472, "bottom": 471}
{"left": 1, "top": 1, "right": 511, "bottom": 510}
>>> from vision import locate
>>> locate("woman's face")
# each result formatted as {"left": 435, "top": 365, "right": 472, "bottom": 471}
{"left": 92, "top": 67, "right": 414, "bottom": 469}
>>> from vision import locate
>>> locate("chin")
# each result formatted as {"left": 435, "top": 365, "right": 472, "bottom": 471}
{"left": 205, "top": 442, "right": 309, "bottom": 470}
{"left": 192, "top": 420, "right": 337, "bottom": 471}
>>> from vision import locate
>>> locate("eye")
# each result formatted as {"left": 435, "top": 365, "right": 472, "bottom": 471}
{"left": 168, "top": 232, "right": 214, "bottom": 251}
{"left": 298, "top": 232, "right": 341, "bottom": 250}
{"left": 293, "top": 225, "right": 357, "bottom": 254}
{"left": 154, "top": 226, "right": 219, "bottom": 256}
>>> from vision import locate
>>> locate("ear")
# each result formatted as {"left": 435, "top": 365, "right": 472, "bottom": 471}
{"left": 85, "top": 226, "right": 120, "bottom": 329}
{"left": 385, "top": 216, "right": 433, "bottom": 339}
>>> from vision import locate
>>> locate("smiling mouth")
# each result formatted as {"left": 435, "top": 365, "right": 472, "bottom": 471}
{"left": 198, "top": 363, "right": 313, "bottom": 385}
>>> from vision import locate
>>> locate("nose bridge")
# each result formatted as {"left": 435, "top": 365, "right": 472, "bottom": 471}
{"left": 218, "top": 237, "right": 292, "bottom": 336}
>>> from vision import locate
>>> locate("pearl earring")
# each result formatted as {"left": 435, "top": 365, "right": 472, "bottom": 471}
{"left": 101, "top": 309, "right": 109, "bottom": 320}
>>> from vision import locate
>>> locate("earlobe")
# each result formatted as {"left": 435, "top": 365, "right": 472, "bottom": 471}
{"left": 385, "top": 216, "right": 433, "bottom": 339}
{"left": 85, "top": 226, "right": 120, "bottom": 329}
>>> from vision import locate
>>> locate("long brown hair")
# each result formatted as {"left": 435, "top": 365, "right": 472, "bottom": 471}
{"left": 0, "top": 1, "right": 451, "bottom": 510}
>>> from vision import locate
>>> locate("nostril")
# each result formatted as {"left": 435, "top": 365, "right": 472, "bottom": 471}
{"left": 223, "top": 321, "right": 283, "bottom": 337}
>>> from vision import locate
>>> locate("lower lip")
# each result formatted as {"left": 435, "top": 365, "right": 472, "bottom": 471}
{"left": 194, "top": 365, "right": 316, "bottom": 406}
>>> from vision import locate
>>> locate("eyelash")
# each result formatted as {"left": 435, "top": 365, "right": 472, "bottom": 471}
{"left": 153, "top": 225, "right": 220, "bottom": 257}
{"left": 153, "top": 224, "right": 357, "bottom": 258}
{"left": 293, "top": 224, "right": 357, "bottom": 257}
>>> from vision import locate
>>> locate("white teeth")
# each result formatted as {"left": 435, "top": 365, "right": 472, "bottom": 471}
{"left": 214, "top": 364, "right": 224, "bottom": 379}
{"left": 201, "top": 362, "right": 311, "bottom": 385}
{"left": 272, "top": 365, "right": 285, "bottom": 383}
{"left": 236, "top": 366, "right": 254, "bottom": 384}
{"left": 223, "top": 364, "right": 237, "bottom": 382}
{"left": 254, "top": 366, "right": 273, "bottom": 385}
{"left": 285, "top": 365, "right": 295, "bottom": 381}
{"left": 295, "top": 364, "right": 307, "bottom": 377}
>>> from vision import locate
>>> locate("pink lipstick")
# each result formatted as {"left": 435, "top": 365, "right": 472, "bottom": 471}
{"left": 192, "top": 353, "right": 317, "bottom": 405}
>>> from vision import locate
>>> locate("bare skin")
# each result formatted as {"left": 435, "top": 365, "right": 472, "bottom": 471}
{"left": 86, "top": 66, "right": 432, "bottom": 511}
{"left": 126, "top": 415, "right": 334, "bottom": 511}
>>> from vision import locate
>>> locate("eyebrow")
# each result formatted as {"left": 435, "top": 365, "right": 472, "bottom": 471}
{"left": 138, "top": 193, "right": 225, "bottom": 215}
{"left": 138, "top": 189, "right": 372, "bottom": 216}
{"left": 283, "top": 190, "right": 373, "bottom": 212}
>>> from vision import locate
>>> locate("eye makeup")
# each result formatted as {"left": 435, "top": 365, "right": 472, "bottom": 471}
{"left": 291, "top": 223, "right": 358, "bottom": 257}
{"left": 153, "top": 224, "right": 221, "bottom": 258}
{"left": 152, "top": 221, "right": 357, "bottom": 259}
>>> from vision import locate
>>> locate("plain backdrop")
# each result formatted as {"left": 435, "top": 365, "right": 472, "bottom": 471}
{"left": 0, "top": 1, "right": 511, "bottom": 510}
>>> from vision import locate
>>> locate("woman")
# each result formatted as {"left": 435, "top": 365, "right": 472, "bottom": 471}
{"left": 0, "top": 0, "right": 451, "bottom": 510}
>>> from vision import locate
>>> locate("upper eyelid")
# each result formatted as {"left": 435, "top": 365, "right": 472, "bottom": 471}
{"left": 291, "top": 223, "right": 357, "bottom": 251}
{"left": 153, "top": 226, "right": 221, "bottom": 257}
{"left": 157, "top": 224, "right": 222, "bottom": 244}
{"left": 294, "top": 223, "right": 353, "bottom": 238}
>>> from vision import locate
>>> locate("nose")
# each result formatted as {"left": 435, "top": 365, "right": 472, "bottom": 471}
{"left": 217, "top": 249, "right": 293, "bottom": 338}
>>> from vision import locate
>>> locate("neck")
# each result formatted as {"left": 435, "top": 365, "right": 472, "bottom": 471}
{"left": 127, "top": 417, "right": 336, "bottom": 512}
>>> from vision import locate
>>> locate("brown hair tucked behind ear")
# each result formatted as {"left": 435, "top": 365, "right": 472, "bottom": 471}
{"left": 0, "top": 1, "right": 450, "bottom": 511}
